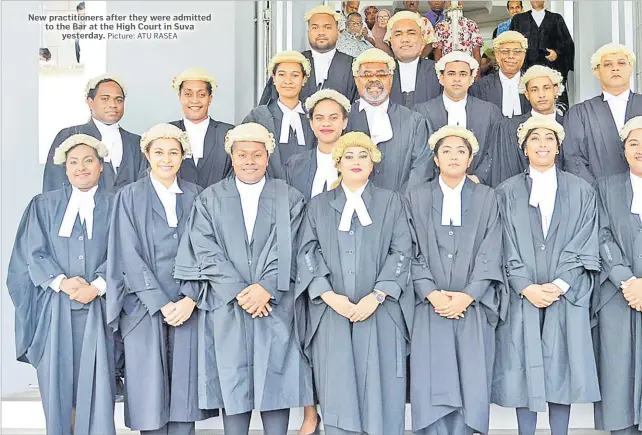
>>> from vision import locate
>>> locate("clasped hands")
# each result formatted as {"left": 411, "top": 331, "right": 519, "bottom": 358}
{"left": 521, "top": 283, "right": 563, "bottom": 308}
{"left": 427, "top": 290, "right": 474, "bottom": 319}
{"left": 236, "top": 283, "right": 273, "bottom": 319}
{"left": 161, "top": 297, "right": 196, "bottom": 327}
{"left": 621, "top": 278, "right": 642, "bottom": 312}
{"left": 60, "top": 276, "right": 100, "bottom": 304}
{"left": 321, "top": 290, "right": 384, "bottom": 322}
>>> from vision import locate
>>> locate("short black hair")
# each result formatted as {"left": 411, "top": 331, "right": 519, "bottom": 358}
{"left": 346, "top": 12, "right": 362, "bottom": 22}
{"left": 87, "top": 79, "right": 125, "bottom": 100}
{"left": 76, "top": 2, "right": 85, "bottom": 11}
{"left": 521, "top": 128, "right": 561, "bottom": 150}
{"left": 178, "top": 81, "right": 213, "bottom": 95}
{"left": 308, "top": 97, "right": 349, "bottom": 119}
{"left": 507, "top": 1, "right": 523, "bottom": 9}
{"left": 39, "top": 48, "right": 51, "bottom": 60}
{"left": 433, "top": 136, "right": 473, "bottom": 156}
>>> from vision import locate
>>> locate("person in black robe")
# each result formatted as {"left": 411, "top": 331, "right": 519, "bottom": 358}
{"left": 562, "top": 43, "right": 642, "bottom": 185}
{"left": 244, "top": 51, "right": 317, "bottom": 180}
{"left": 509, "top": 1, "right": 574, "bottom": 107}
{"left": 470, "top": 31, "right": 531, "bottom": 117}
{"left": 259, "top": 5, "right": 358, "bottom": 105}
{"left": 8, "top": 134, "right": 116, "bottom": 435}
{"left": 414, "top": 51, "right": 502, "bottom": 185}
{"left": 490, "top": 65, "right": 565, "bottom": 187}
{"left": 43, "top": 74, "right": 143, "bottom": 194}
{"left": 385, "top": 11, "right": 441, "bottom": 107}
{"left": 166, "top": 68, "right": 234, "bottom": 189}
{"left": 345, "top": 47, "right": 432, "bottom": 192}
{"left": 594, "top": 117, "right": 642, "bottom": 435}
{"left": 107, "top": 124, "right": 213, "bottom": 435}
{"left": 286, "top": 89, "right": 351, "bottom": 200}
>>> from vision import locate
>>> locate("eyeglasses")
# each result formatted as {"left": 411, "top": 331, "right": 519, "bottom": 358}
{"left": 357, "top": 71, "right": 393, "bottom": 78}
{"left": 497, "top": 48, "right": 526, "bottom": 56}
{"left": 377, "top": 16, "right": 389, "bottom": 21}
{"left": 348, "top": 21, "right": 363, "bottom": 26}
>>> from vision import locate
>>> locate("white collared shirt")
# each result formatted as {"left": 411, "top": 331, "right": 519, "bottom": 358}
{"left": 443, "top": 94, "right": 467, "bottom": 127}
{"left": 183, "top": 117, "right": 209, "bottom": 167}
{"left": 358, "top": 98, "right": 393, "bottom": 145}
{"left": 277, "top": 101, "right": 306, "bottom": 145}
{"left": 531, "top": 8, "right": 546, "bottom": 27}
{"left": 529, "top": 165, "right": 557, "bottom": 238}
{"left": 499, "top": 70, "right": 522, "bottom": 118}
{"left": 339, "top": 181, "right": 372, "bottom": 231}
{"left": 93, "top": 118, "right": 123, "bottom": 171}
{"left": 439, "top": 175, "right": 465, "bottom": 226}
{"left": 630, "top": 171, "right": 642, "bottom": 218}
{"left": 236, "top": 176, "right": 266, "bottom": 241}
{"left": 531, "top": 109, "right": 557, "bottom": 120}
{"left": 604, "top": 89, "right": 630, "bottom": 132}
{"left": 311, "top": 149, "right": 338, "bottom": 198}
{"left": 150, "top": 174, "right": 183, "bottom": 228}
{"left": 399, "top": 57, "right": 420, "bottom": 93}
{"left": 311, "top": 48, "right": 336, "bottom": 86}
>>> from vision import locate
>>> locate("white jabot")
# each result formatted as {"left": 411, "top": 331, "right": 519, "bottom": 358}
{"left": 150, "top": 174, "right": 183, "bottom": 228}
{"left": 183, "top": 117, "right": 209, "bottom": 167}
{"left": 630, "top": 172, "right": 642, "bottom": 218}
{"left": 236, "top": 176, "right": 266, "bottom": 241}
{"left": 277, "top": 101, "right": 306, "bottom": 145}
{"left": 399, "top": 57, "right": 420, "bottom": 93}
{"left": 311, "top": 149, "right": 338, "bottom": 198}
{"left": 58, "top": 185, "right": 98, "bottom": 239}
{"left": 499, "top": 70, "right": 522, "bottom": 118}
{"left": 604, "top": 89, "right": 630, "bottom": 132}
{"left": 443, "top": 94, "right": 467, "bottom": 127}
{"left": 531, "top": 109, "right": 556, "bottom": 120}
{"left": 529, "top": 165, "right": 557, "bottom": 238}
{"left": 439, "top": 176, "right": 465, "bottom": 226}
{"left": 531, "top": 9, "right": 545, "bottom": 27}
{"left": 339, "top": 182, "right": 373, "bottom": 231}
{"left": 359, "top": 98, "right": 393, "bottom": 145}
{"left": 93, "top": 118, "right": 123, "bottom": 171}
{"left": 311, "top": 48, "right": 336, "bottom": 86}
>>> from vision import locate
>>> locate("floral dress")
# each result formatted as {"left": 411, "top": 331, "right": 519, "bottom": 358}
{"left": 433, "top": 17, "right": 483, "bottom": 56}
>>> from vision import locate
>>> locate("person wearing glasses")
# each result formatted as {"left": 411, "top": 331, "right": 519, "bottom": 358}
{"left": 471, "top": 31, "right": 531, "bottom": 118}
{"left": 371, "top": 9, "right": 394, "bottom": 57}
{"left": 345, "top": 48, "right": 432, "bottom": 192}
{"left": 336, "top": 12, "right": 374, "bottom": 58}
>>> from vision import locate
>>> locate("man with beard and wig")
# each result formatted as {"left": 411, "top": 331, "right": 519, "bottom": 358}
{"left": 489, "top": 65, "right": 565, "bottom": 187}
{"left": 244, "top": 51, "right": 317, "bottom": 180}
{"left": 173, "top": 123, "right": 314, "bottom": 435}
{"left": 594, "top": 117, "right": 642, "bottom": 435}
{"left": 386, "top": 11, "right": 442, "bottom": 108}
{"left": 413, "top": 51, "right": 502, "bottom": 185}
{"left": 562, "top": 43, "right": 642, "bottom": 185}
{"left": 406, "top": 126, "right": 505, "bottom": 435}
{"left": 167, "top": 68, "right": 234, "bottom": 188}
{"left": 295, "top": 131, "right": 413, "bottom": 435}
{"left": 492, "top": 116, "right": 600, "bottom": 435}
{"left": 470, "top": 31, "right": 531, "bottom": 118}
{"left": 43, "top": 74, "right": 143, "bottom": 194}
{"left": 259, "top": 6, "right": 358, "bottom": 105}
{"left": 345, "top": 48, "right": 432, "bottom": 192}
{"left": 286, "top": 89, "right": 351, "bottom": 200}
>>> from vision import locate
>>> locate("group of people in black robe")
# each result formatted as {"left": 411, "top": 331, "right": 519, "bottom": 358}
{"left": 7, "top": 3, "right": 642, "bottom": 435}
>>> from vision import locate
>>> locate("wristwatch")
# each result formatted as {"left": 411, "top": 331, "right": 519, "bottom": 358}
{"left": 372, "top": 290, "right": 385, "bottom": 304}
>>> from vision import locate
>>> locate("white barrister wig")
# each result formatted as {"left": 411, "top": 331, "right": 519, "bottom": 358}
{"left": 620, "top": 116, "right": 642, "bottom": 142}
{"left": 140, "top": 123, "right": 192, "bottom": 159}
{"left": 224, "top": 123, "right": 276, "bottom": 156}
{"left": 591, "top": 43, "right": 636, "bottom": 70}
{"left": 303, "top": 5, "right": 342, "bottom": 23}
{"left": 519, "top": 65, "right": 565, "bottom": 96}
{"left": 267, "top": 50, "right": 312, "bottom": 78}
{"left": 85, "top": 73, "right": 127, "bottom": 98}
{"left": 517, "top": 116, "right": 566, "bottom": 147}
{"left": 53, "top": 134, "right": 109, "bottom": 165}
{"left": 383, "top": 11, "right": 426, "bottom": 43}
{"left": 428, "top": 125, "right": 480, "bottom": 154}
{"left": 352, "top": 48, "right": 396, "bottom": 77}
{"left": 171, "top": 67, "right": 218, "bottom": 93}
{"left": 435, "top": 50, "right": 479, "bottom": 79}
{"left": 492, "top": 30, "right": 528, "bottom": 51}
{"left": 305, "top": 89, "right": 352, "bottom": 116}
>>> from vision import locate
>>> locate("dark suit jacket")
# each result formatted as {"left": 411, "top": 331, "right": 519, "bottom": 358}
{"left": 390, "top": 57, "right": 442, "bottom": 107}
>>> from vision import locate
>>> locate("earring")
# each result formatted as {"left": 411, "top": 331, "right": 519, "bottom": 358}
{"left": 556, "top": 150, "right": 560, "bottom": 155}
{"left": 524, "top": 152, "right": 528, "bottom": 157}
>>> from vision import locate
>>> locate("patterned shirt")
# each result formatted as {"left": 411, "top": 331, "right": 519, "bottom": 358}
{"left": 433, "top": 16, "right": 483, "bottom": 56}
{"left": 336, "top": 31, "right": 374, "bottom": 58}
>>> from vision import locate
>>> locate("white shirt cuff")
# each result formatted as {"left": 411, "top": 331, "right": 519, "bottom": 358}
{"left": 629, "top": 276, "right": 638, "bottom": 281}
{"left": 49, "top": 274, "right": 67, "bottom": 292}
{"left": 91, "top": 277, "right": 107, "bottom": 296}
{"left": 552, "top": 278, "right": 570, "bottom": 294}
